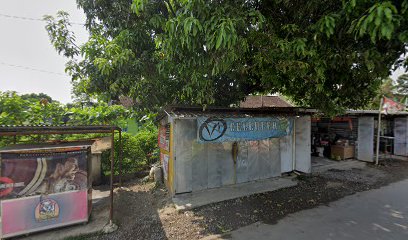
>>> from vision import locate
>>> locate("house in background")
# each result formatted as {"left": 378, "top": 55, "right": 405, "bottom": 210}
{"left": 239, "top": 95, "right": 293, "bottom": 108}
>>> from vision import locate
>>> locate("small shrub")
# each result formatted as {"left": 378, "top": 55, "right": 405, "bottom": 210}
{"left": 101, "top": 129, "right": 158, "bottom": 176}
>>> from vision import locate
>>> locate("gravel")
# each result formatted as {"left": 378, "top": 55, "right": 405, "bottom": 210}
{"left": 87, "top": 159, "right": 408, "bottom": 240}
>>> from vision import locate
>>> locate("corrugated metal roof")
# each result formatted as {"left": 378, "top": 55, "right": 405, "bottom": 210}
{"left": 0, "top": 125, "right": 121, "bottom": 136}
{"left": 158, "top": 105, "right": 310, "bottom": 120}
{"left": 0, "top": 141, "right": 94, "bottom": 152}
{"left": 344, "top": 110, "right": 408, "bottom": 115}
{"left": 158, "top": 105, "right": 408, "bottom": 120}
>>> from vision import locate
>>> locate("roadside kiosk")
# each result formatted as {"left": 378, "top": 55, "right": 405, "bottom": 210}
{"left": 0, "top": 143, "right": 92, "bottom": 238}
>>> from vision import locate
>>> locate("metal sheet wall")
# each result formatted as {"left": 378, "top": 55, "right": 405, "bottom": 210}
{"left": 236, "top": 142, "right": 249, "bottom": 184}
{"left": 394, "top": 117, "right": 408, "bottom": 156}
{"left": 280, "top": 134, "right": 293, "bottom": 173}
{"left": 357, "top": 117, "right": 374, "bottom": 162}
{"left": 295, "top": 116, "right": 311, "bottom": 173}
{"left": 191, "top": 141, "right": 208, "bottom": 191}
{"left": 219, "top": 143, "right": 235, "bottom": 186}
{"left": 173, "top": 118, "right": 285, "bottom": 194}
{"left": 174, "top": 119, "right": 195, "bottom": 193}
{"left": 265, "top": 138, "right": 281, "bottom": 178}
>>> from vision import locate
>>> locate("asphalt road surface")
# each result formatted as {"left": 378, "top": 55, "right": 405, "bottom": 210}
{"left": 205, "top": 179, "right": 408, "bottom": 240}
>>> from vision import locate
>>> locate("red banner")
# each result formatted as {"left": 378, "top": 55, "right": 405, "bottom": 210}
{"left": 382, "top": 96, "right": 405, "bottom": 114}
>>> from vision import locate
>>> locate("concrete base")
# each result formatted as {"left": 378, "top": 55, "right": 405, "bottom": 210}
{"left": 312, "top": 156, "right": 366, "bottom": 173}
{"left": 173, "top": 177, "right": 297, "bottom": 211}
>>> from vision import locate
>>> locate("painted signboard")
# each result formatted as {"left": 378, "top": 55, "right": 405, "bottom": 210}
{"left": 0, "top": 148, "right": 88, "bottom": 199}
{"left": 158, "top": 125, "right": 170, "bottom": 151}
{"left": 197, "top": 117, "right": 293, "bottom": 143}
{"left": 161, "top": 153, "right": 169, "bottom": 180}
{"left": 1, "top": 190, "right": 88, "bottom": 238}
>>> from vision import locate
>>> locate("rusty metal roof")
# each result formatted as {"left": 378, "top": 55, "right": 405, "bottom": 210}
{"left": 157, "top": 105, "right": 408, "bottom": 120}
{"left": 0, "top": 125, "right": 121, "bottom": 136}
{"left": 158, "top": 105, "right": 311, "bottom": 120}
{"left": 307, "top": 109, "right": 408, "bottom": 116}
{"left": 240, "top": 96, "right": 293, "bottom": 108}
{"left": 0, "top": 141, "right": 95, "bottom": 152}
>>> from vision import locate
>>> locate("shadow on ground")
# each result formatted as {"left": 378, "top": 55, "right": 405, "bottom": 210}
{"left": 92, "top": 185, "right": 169, "bottom": 240}
{"left": 159, "top": 159, "right": 408, "bottom": 239}
{"left": 16, "top": 159, "right": 408, "bottom": 240}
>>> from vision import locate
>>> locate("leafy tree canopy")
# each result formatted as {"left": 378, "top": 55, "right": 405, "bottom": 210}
{"left": 368, "top": 77, "right": 395, "bottom": 109}
{"left": 44, "top": 0, "right": 408, "bottom": 114}
{"left": 0, "top": 91, "right": 158, "bottom": 174}
{"left": 0, "top": 91, "right": 132, "bottom": 126}
{"left": 20, "top": 93, "right": 53, "bottom": 103}
{"left": 396, "top": 73, "right": 408, "bottom": 95}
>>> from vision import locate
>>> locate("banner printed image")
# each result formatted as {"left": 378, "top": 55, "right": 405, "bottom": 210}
{"left": 0, "top": 150, "right": 88, "bottom": 199}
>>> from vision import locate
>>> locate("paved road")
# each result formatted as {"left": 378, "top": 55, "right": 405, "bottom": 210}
{"left": 204, "top": 179, "right": 408, "bottom": 240}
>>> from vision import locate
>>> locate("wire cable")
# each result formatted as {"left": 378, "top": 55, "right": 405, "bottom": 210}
{"left": 0, "top": 62, "right": 69, "bottom": 76}
{"left": 0, "top": 13, "right": 84, "bottom": 26}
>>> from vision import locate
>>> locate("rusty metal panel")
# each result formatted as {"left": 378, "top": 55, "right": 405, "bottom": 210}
{"left": 295, "top": 116, "right": 311, "bottom": 173}
{"left": 174, "top": 119, "right": 195, "bottom": 194}
{"left": 357, "top": 117, "right": 374, "bottom": 162}
{"left": 394, "top": 117, "right": 408, "bottom": 156}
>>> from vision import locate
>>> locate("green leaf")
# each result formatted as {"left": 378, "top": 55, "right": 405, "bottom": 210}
{"left": 216, "top": 28, "right": 223, "bottom": 49}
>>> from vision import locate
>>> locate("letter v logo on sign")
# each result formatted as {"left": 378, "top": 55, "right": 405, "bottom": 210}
{"left": 199, "top": 118, "right": 227, "bottom": 141}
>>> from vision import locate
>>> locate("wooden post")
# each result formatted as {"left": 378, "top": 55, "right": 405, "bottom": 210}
{"left": 375, "top": 97, "right": 383, "bottom": 165}
{"left": 109, "top": 130, "right": 115, "bottom": 223}
{"left": 292, "top": 118, "right": 296, "bottom": 171}
{"left": 119, "top": 130, "right": 123, "bottom": 187}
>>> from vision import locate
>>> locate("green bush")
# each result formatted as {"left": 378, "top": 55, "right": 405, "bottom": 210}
{"left": 1, "top": 91, "right": 159, "bottom": 176}
{"left": 101, "top": 130, "right": 158, "bottom": 176}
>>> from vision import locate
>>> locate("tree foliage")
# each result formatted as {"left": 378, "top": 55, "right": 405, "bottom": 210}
{"left": 44, "top": 0, "right": 408, "bottom": 113}
{"left": 0, "top": 91, "right": 64, "bottom": 125}
{"left": 396, "top": 73, "right": 408, "bottom": 95}
{"left": 368, "top": 77, "right": 395, "bottom": 109}
{"left": 0, "top": 91, "right": 158, "bottom": 174}
{"left": 0, "top": 91, "right": 133, "bottom": 127}
{"left": 21, "top": 93, "right": 53, "bottom": 103}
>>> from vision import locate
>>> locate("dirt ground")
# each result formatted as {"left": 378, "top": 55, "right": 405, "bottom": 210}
{"left": 88, "top": 159, "right": 408, "bottom": 240}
